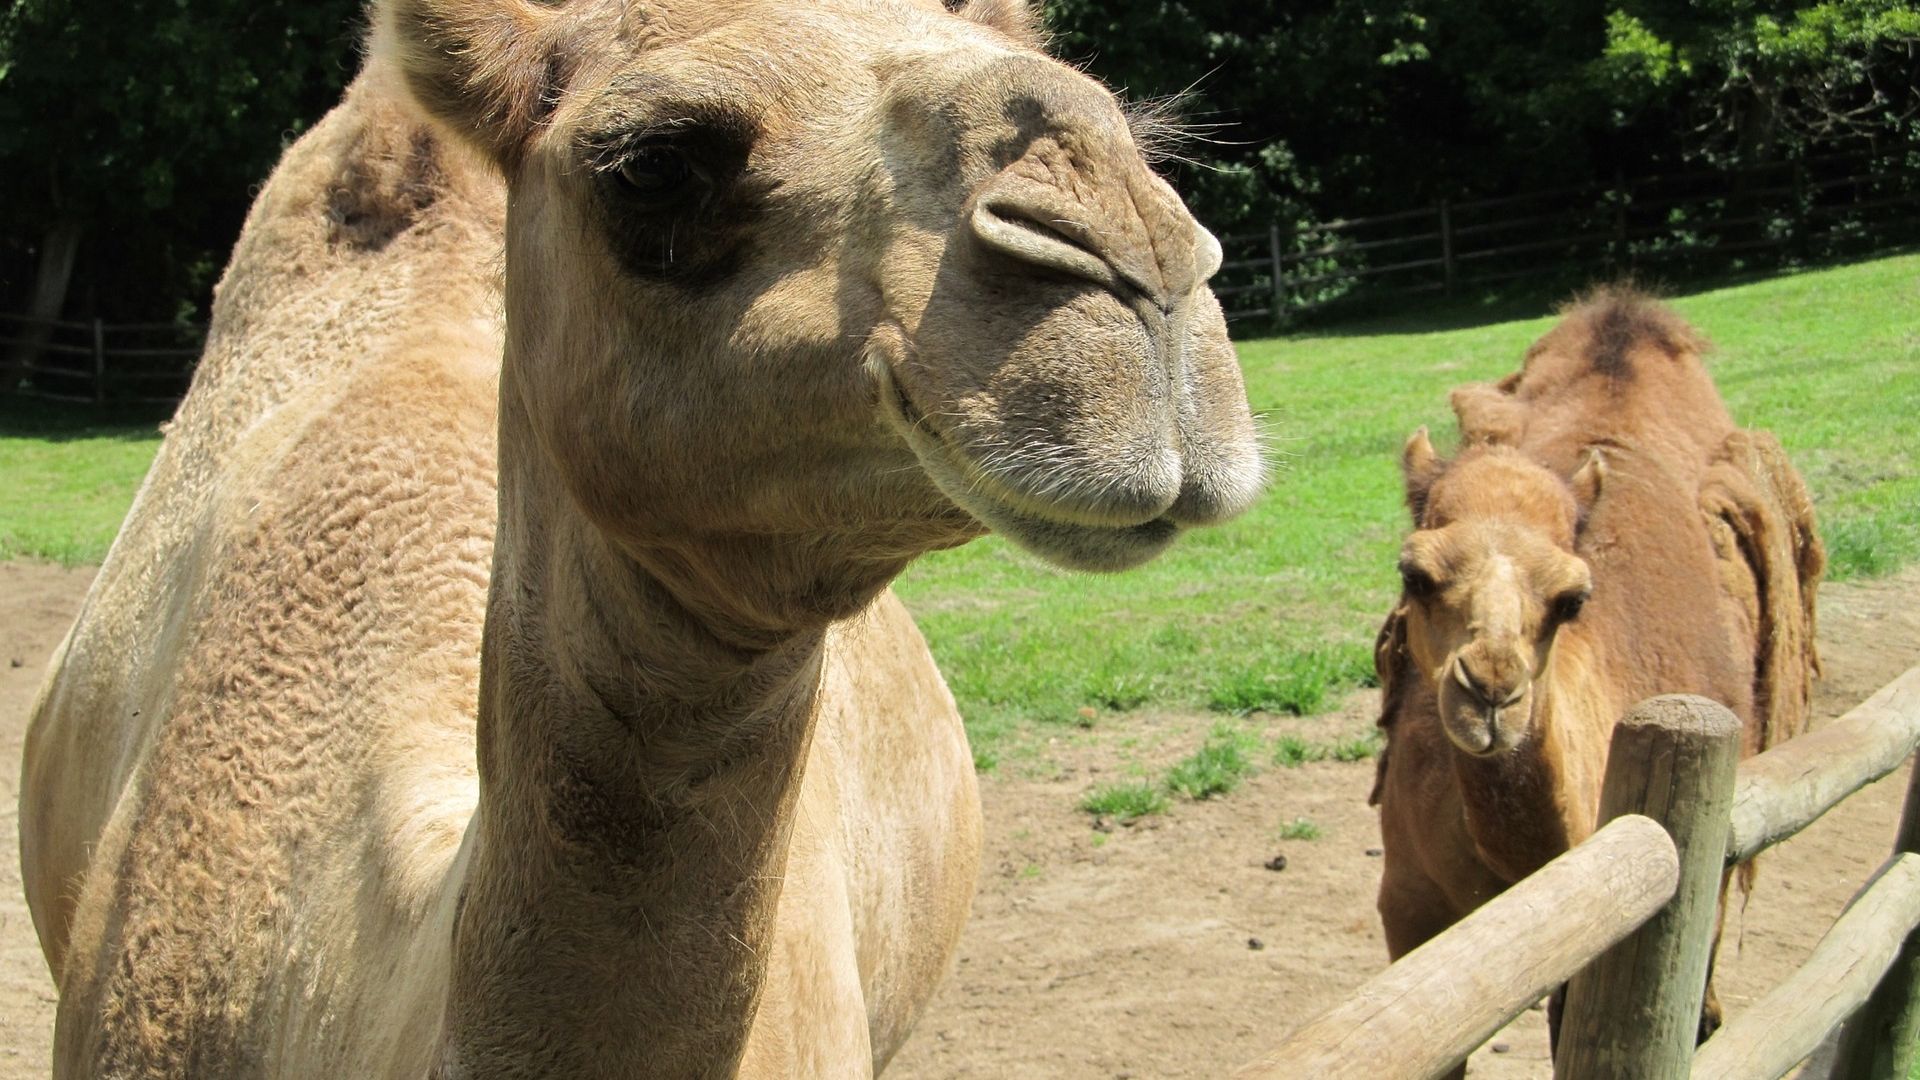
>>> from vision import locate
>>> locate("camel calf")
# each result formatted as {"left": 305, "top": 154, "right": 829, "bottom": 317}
{"left": 1370, "top": 290, "right": 1823, "bottom": 1074}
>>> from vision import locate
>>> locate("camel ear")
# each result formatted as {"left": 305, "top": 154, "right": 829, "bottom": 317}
{"left": 957, "top": 0, "right": 1048, "bottom": 48}
{"left": 1571, "top": 448, "right": 1607, "bottom": 513}
{"left": 1368, "top": 603, "right": 1410, "bottom": 807}
{"left": 1401, "top": 427, "right": 1443, "bottom": 524}
{"left": 1450, "top": 383, "right": 1524, "bottom": 448}
{"left": 374, "top": 0, "right": 574, "bottom": 167}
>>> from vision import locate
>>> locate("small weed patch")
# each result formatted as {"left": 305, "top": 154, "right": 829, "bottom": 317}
{"left": 1206, "top": 645, "right": 1374, "bottom": 716}
{"left": 1080, "top": 782, "right": 1168, "bottom": 821}
{"left": 1277, "top": 816, "right": 1323, "bottom": 841}
{"left": 1331, "top": 732, "right": 1384, "bottom": 763}
{"left": 1165, "top": 723, "right": 1261, "bottom": 800}
{"left": 1272, "top": 734, "right": 1330, "bottom": 768}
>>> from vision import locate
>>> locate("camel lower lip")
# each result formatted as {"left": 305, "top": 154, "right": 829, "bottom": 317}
{"left": 992, "top": 507, "right": 1179, "bottom": 572}
{"left": 879, "top": 365, "right": 1181, "bottom": 570}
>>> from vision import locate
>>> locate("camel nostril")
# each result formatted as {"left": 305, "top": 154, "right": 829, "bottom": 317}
{"left": 969, "top": 196, "right": 1162, "bottom": 303}
{"left": 1194, "top": 228, "right": 1223, "bottom": 282}
{"left": 1451, "top": 660, "right": 1520, "bottom": 710}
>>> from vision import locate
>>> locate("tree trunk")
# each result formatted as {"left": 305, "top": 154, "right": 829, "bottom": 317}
{"left": 3, "top": 218, "right": 83, "bottom": 392}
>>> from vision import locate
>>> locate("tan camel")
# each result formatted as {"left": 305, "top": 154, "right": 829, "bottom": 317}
{"left": 1369, "top": 290, "right": 1822, "bottom": 1074}
{"left": 19, "top": 0, "right": 1264, "bottom": 1074}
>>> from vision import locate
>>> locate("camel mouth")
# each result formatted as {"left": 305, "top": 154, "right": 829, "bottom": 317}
{"left": 1438, "top": 685, "right": 1531, "bottom": 757}
{"left": 875, "top": 363, "right": 1181, "bottom": 572}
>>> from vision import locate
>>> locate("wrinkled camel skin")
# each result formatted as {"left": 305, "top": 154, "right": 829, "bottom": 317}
{"left": 1371, "top": 290, "right": 1823, "bottom": 1075}
{"left": 19, "top": 1, "right": 1265, "bottom": 1075}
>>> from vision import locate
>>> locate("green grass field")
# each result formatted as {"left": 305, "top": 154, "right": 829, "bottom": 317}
{"left": 2, "top": 254, "right": 1914, "bottom": 769}
{"left": 0, "top": 398, "right": 166, "bottom": 565}
{"left": 893, "top": 252, "right": 1920, "bottom": 765}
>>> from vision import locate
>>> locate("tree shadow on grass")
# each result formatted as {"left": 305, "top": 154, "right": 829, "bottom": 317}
{"left": 0, "top": 394, "right": 170, "bottom": 444}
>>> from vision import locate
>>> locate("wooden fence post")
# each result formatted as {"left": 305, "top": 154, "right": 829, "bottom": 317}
{"left": 1438, "top": 199, "right": 1456, "bottom": 295}
{"left": 1268, "top": 223, "right": 1287, "bottom": 322}
{"left": 91, "top": 317, "right": 106, "bottom": 404}
{"left": 1825, "top": 760, "right": 1920, "bottom": 1079}
{"left": 1557, "top": 695, "right": 1742, "bottom": 1080}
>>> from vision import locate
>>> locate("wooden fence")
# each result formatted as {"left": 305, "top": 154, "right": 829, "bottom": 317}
{"left": 0, "top": 313, "right": 203, "bottom": 405}
{"left": 1213, "top": 149, "right": 1920, "bottom": 323}
{"left": 1237, "top": 664, "right": 1920, "bottom": 1079}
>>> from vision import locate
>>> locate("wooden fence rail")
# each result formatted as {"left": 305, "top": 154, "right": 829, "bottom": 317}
{"left": 1727, "top": 665, "right": 1920, "bottom": 864}
{"left": 1829, "top": 758, "right": 1920, "bottom": 1076}
{"left": 1248, "top": 663, "right": 1920, "bottom": 1079}
{"left": 1, "top": 312, "right": 203, "bottom": 405}
{"left": 1212, "top": 148, "right": 1920, "bottom": 324}
{"left": 1694, "top": 853, "right": 1920, "bottom": 1080}
{"left": 1232, "top": 815, "right": 1679, "bottom": 1080}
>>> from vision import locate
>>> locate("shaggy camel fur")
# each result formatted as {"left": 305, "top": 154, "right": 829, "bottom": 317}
{"left": 19, "top": 0, "right": 1264, "bottom": 1075}
{"left": 1371, "top": 291, "right": 1822, "bottom": 1073}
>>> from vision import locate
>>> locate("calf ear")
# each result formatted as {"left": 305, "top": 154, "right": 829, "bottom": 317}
{"left": 1571, "top": 448, "right": 1607, "bottom": 513}
{"left": 374, "top": 0, "right": 573, "bottom": 168}
{"left": 1401, "top": 427, "right": 1444, "bottom": 525}
{"left": 1368, "top": 603, "right": 1410, "bottom": 808}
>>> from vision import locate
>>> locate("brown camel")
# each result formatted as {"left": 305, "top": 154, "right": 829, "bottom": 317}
{"left": 1370, "top": 290, "right": 1823, "bottom": 1075}
{"left": 18, "top": 0, "right": 1264, "bottom": 1075}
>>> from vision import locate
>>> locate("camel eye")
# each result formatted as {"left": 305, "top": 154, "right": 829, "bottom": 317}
{"left": 1551, "top": 588, "right": 1591, "bottom": 623}
{"left": 1399, "top": 561, "right": 1440, "bottom": 600}
{"left": 614, "top": 145, "right": 696, "bottom": 204}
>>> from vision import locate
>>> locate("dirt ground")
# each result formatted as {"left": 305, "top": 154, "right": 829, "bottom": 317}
{"left": 1, "top": 560, "right": 1915, "bottom": 1077}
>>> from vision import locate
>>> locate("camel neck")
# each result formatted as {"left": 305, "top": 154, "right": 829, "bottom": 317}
{"left": 436, "top": 424, "right": 833, "bottom": 1075}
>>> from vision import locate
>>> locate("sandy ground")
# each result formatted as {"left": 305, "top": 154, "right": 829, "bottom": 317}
{"left": 1, "top": 560, "right": 1915, "bottom": 1077}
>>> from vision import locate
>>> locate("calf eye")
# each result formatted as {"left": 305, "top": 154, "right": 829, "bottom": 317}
{"left": 1550, "top": 588, "right": 1591, "bottom": 623}
{"left": 1399, "top": 561, "right": 1439, "bottom": 599}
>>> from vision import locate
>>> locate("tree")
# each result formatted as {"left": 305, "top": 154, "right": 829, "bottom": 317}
{"left": 1594, "top": 0, "right": 1920, "bottom": 163}
{"left": 0, "top": 0, "right": 362, "bottom": 327}
{"left": 1042, "top": 0, "right": 1918, "bottom": 236}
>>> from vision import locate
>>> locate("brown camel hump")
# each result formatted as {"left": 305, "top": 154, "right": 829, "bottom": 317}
{"left": 1552, "top": 284, "right": 1711, "bottom": 380}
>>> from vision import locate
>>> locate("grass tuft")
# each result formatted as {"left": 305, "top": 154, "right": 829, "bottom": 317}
{"left": 1165, "top": 722, "right": 1261, "bottom": 800}
{"left": 1330, "top": 731, "right": 1385, "bottom": 763}
{"left": 1277, "top": 816, "right": 1323, "bottom": 841}
{"left": 1273, "top": 734, "right": 1330, "bottom": 767}
{"left": 1207, "top": 645, "right": 1375, "bottom": 716}
{"left": 1080, "top": 782, "right": 1169, "bottom": 821}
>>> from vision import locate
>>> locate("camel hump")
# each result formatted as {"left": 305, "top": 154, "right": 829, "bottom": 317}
{"left": 1550, "top": 284, "right": 1711, "bottom": 380}
{"left": 1700, "top": 428, "right": 1825, "bottom": 756}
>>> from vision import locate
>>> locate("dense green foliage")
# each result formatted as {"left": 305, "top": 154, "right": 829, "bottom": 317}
{"left": 1, "top": 0, "right": 1912, "bottom": 323}
{"left": 1046, "top": 0, "right": 1920, "bottom": 233}
{"left": 0, "top": 0, "right": 360, "bottom": 320}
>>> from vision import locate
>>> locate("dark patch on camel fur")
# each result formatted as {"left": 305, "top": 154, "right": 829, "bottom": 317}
{"left": 1534, "top": 285, "right": 1710, "bottom": 381}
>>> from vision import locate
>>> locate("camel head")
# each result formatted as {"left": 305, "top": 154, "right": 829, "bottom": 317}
{"left": 1395, "top": 430, "right": 1604, "bottom": 755}
{"left": 375, "top": 0, "right": 1263, "bottom": 584}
